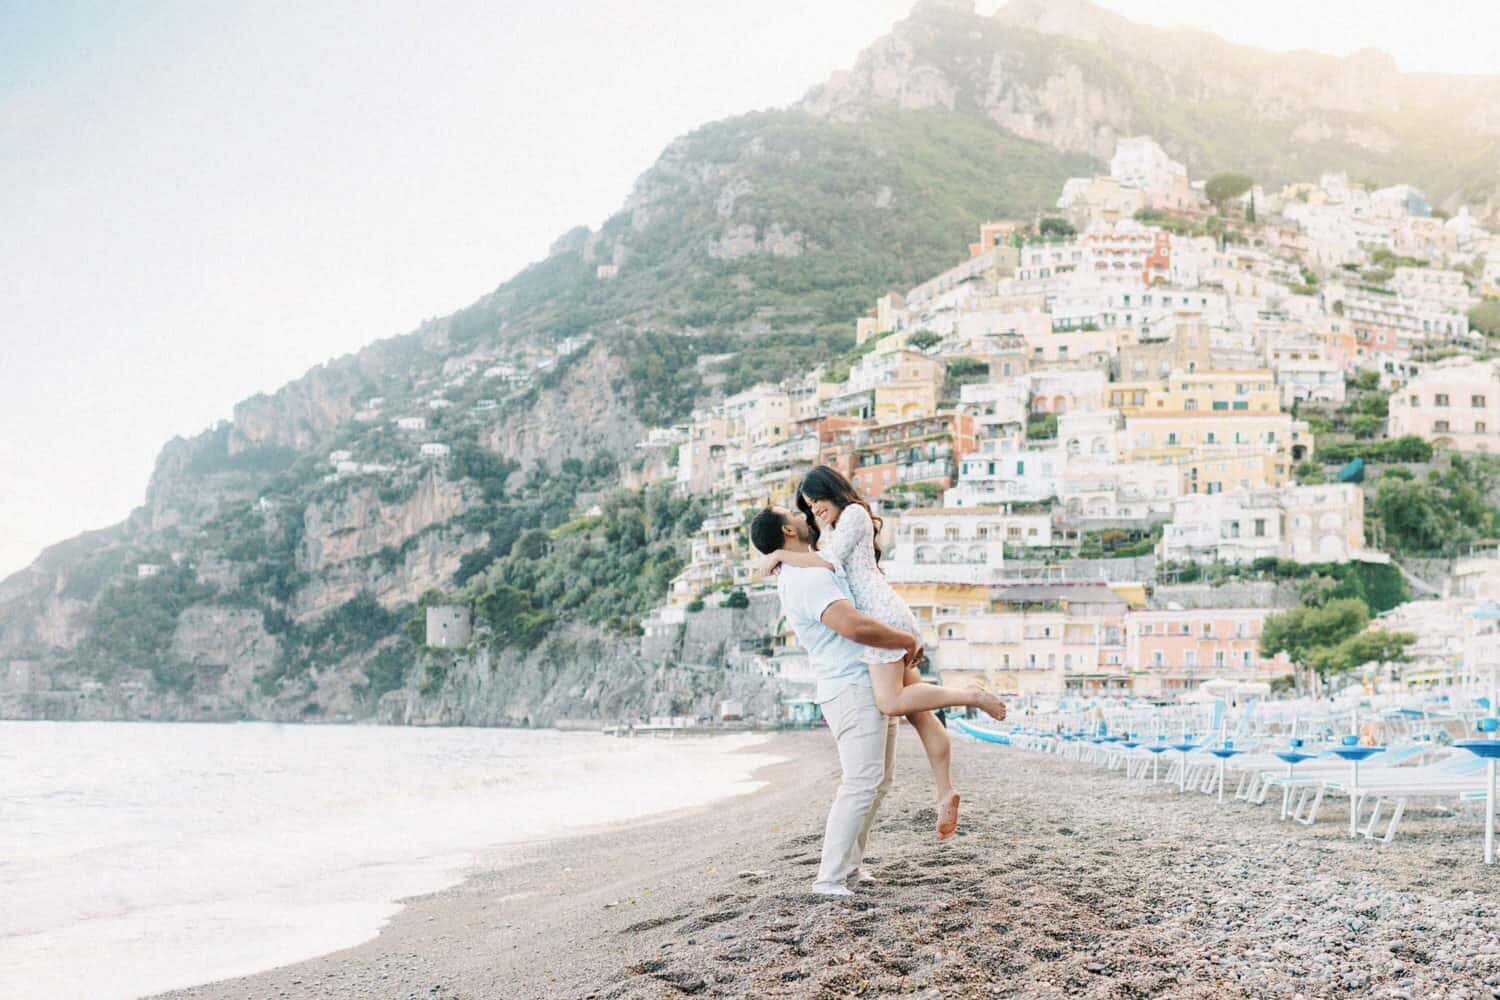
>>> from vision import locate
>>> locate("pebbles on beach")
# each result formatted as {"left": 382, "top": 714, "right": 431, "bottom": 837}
{"left": 590, "top": 739, "right": 1499, "bottom": 999}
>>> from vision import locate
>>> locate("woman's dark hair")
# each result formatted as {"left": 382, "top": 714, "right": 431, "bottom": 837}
{"left": 797, "top": 464, "right": 883, "bottom": 564}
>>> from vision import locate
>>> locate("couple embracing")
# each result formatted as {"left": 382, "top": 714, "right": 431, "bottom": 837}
{"left": 750, "top": 465, "right": 1007, "bottom": 897}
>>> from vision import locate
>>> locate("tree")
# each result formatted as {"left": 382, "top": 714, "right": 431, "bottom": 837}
{"left": 474, "top": 583, "right": 556, "bottom": 649}
{"left": 1205, "top": 173, "right": 1254, "bottom": 213}
{"left": 514, "top": 528, "right": 551, "bottom": 560}
{"left": 1039, "top": 216, "right": 1076, "bottom": 238}
{"left": 1374, "top": 478, "right": 1452, "bottom": 553}
{"left": 1350, "top": 414, "right": 1381, "bottom": 439}
{"left": 1470, "top": 300, "right": 1500, "bottom": 339}
{"left": 1246, "top": 192, "right": 1256, "bottom": 224}
{"left": 1259, "top": 598, "right": 1369, "bottom": 665}
{"left": 724, "top": 590, "right": 750, "bottom": 609}
{"left": 1306, "top": 629, "right": 1416, "bottom": 677}
{"left": 908, "top": 330, "right": 942, "bottom": 352}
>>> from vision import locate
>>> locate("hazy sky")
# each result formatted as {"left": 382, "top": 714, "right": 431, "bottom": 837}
{"left": 3, "top": 1, "right": 1499, "bottom": 580}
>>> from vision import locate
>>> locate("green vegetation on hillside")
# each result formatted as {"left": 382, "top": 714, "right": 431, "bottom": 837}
{"left": 1374, "top": 455, "right": 1500, "bottom": 556}
{"left": 467, "top": 482, "right": 709, "bottom": 641}
{"left": 448, "top": 107, "right": 1096, "bottom": 362}
{"left": 68, "top": 564, "right": 216, "bottom": 692}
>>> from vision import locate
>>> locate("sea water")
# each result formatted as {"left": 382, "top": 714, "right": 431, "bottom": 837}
{"left": 0, "top": 721, "right": 780, "bottom": 999}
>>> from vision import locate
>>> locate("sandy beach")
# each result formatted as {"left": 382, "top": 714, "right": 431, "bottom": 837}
{"left": 157, "top": 729, "right": 1500, "bottom": 999}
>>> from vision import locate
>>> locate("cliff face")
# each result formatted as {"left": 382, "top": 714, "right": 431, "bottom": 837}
{"left": 480, "top": 344, "right": 646, "bottom": 471}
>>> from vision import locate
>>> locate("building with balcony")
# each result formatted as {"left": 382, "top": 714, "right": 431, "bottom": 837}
{"left": 1158, "top": 484, "right": 1365, "bottom": 565}
{"left": 881, "top": 507, "right": 1052, "bottom": 584}
{"left": 821, "top": 413, "right": 977, "bottom": 499}
{"left": 1127, "top": 607, "right": 1288, "bottom": 693}
{"left": 1388, "top": 356, "right": 1500, "bottom": 452}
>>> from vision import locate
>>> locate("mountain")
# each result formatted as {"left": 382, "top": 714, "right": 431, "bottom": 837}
{"left": 810, "top": 0, "right": 1500, "bottom": 209}
{"left": 3, "top": 0, "right": 1498, "bottom": 725}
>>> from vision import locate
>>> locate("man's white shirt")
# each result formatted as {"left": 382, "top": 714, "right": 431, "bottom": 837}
{"left": 776, "top": 565, "right": 873, "bottom": 704}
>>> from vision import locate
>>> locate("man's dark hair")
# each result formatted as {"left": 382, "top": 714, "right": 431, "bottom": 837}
{"left": 749, "top": 507, "right": 787, "bottom": 555}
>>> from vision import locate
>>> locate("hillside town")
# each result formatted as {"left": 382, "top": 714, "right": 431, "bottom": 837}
{"left": 626, "top": 137, "right": 1500, "bottom": 703}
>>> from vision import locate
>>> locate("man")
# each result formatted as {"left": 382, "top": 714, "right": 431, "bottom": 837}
{"left": 750, "top": 505, "right": 922, "bottom": 896}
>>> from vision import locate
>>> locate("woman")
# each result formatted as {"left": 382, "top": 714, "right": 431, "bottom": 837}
{"left": 762, "top": 465, "right": 1007, "bottom": 839}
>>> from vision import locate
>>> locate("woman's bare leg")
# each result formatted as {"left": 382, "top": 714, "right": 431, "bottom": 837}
{"left": 899, "top": 666, "right": 960, "bottom": 839}
{"left": 869, "top": 661, "right": 1006, "bottom": 721}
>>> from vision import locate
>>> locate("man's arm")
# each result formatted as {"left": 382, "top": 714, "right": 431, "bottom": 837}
{"left": 821, "top": 600, "right": 918, "bottom": 656}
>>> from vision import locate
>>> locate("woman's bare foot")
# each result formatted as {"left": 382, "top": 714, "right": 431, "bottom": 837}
{"left": 936, "top": 790, "right": 961, "bottom": 840}
{"left": 973, "top": 688, "right": 1007, "bottom": 722}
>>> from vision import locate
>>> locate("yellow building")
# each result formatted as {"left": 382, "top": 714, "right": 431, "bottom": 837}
{"left": 870, "top": 351, "right": 945, "bottom": 423}
{"left": 1119, "top": 369, "right": 1313, "bottom": 477}
{"left": 723, "top": 385, "right": 793, "bottom": 449}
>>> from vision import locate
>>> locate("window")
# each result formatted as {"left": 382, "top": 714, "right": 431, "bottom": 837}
{"left": 1475, "top": 395, "right": 1488, "bottom": 408}
{"left": 1479, "top": 422, "right": 1489, "bottom": 434}
{"left": 1212, "top": 400, "right": 1229, "bottom": 411}
{"left": 1435, "top": 420, "right": 1451, "bottom": 433}
{"left": 1185, "top": 399, "right": 1199, "bottom": 411}
{"left": 1409, "top": 395, "right": 1419, "bottom": 407}
{"left": 1152, "top": 651, "right": 1164, "bottom": 667}
{"left": 1202, "top": 623, "right": 1214, "bottom": 637}
{"left": 1436, "top": 393, "right": 1450, "bottom": 406}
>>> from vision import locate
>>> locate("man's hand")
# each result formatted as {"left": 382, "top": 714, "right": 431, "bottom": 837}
{"left": 759, "top": 551, "right": 783, "bottom": 577}
{"left": 901, "top": 636, "right": 923, "bottom": 670}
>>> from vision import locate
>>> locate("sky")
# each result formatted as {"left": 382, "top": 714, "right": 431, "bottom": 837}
{"left": 3, "top": 0, "right": 1499, "bottom": 581}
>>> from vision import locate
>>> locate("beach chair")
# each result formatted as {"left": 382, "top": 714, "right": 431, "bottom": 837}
{"left": 1331, "top": 754, "right": 1489, "bottom": 843}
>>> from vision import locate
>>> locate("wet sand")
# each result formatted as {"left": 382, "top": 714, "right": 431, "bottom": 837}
{"left": 158, "top": 729, "right": 1499, "bottom": 999}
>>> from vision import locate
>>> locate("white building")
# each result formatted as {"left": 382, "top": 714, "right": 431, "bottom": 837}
{"left": 1159, "top": 484, "right": 1365, "bottom": 564}
{"left": 947, "top": 439, "right": 1061, "bottom": 507}
{"left": 396, "top": 416, "right": 427, "bottom": 432}
{"left": 1392, "top": 267, "right": 1472, "bottom": 312}
{"left": 1273, "top": 357, "right": 1346, "bottom": 407}
{"left": 419, "top": 443, "right": 451, "bottom": 458}
{"left": 136, "top": 563, "right": 163, "bottom": 579}
{"left": 883, "top": 507, "right": 1051, "bottom": 584}
{"left": 1109, "top": 136, "right": 1194, "bottom": 211}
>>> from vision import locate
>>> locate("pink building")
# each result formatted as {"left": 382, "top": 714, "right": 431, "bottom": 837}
{"left": 1126, "top": 607, "right": 1290, "bottom": 692}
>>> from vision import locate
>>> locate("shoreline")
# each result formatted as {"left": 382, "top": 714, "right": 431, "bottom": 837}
{"left": 151, "top": 732, "right": 824, "bottom": 1000}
